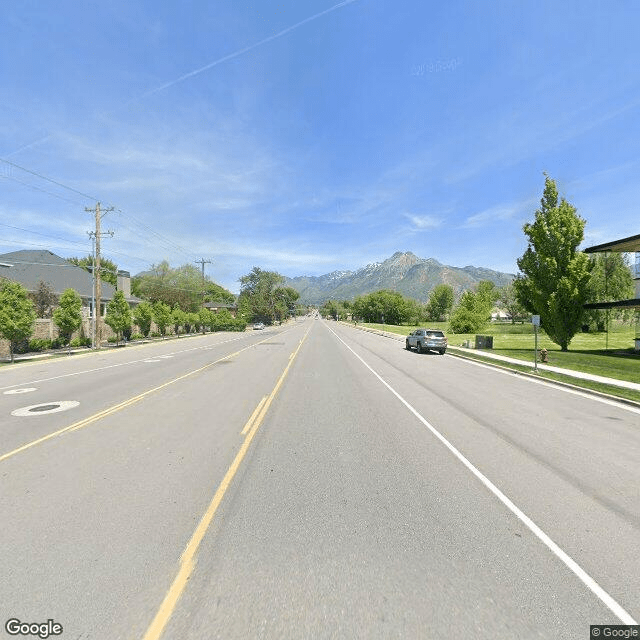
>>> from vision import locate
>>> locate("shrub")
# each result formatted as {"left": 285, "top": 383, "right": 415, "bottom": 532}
{"left": 130, "top": 333, "right": 144, "bottom": 340}
{"left": 70, "top": 337, "right": 91, "bottom": 348}
{"left": 107, "top": 336, "right": 118, "bottom": 344}
{"left": 51, "top": 337, "right": 66, "bottom": 349}
{"left": 13, "top": 339, "right": 30, "bottom": 354}
{"left": 29, "top": 338, "right": 52, "bottom": 352}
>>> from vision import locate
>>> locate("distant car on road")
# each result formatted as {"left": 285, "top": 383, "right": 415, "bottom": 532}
{"left": 405, "top": 328, "right": 447, "bottom": 354}
{"left": 253, "top": 322, "right": 265, "bottom": 330}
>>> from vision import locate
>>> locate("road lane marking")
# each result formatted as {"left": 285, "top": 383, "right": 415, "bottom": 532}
{"left": 3, "top": 388, "right": 37, "bottom": 394}
{"left": 141, "top": 325, "right": 312, "bottom": 640}
{"left": 241, "top": 396, "right": 268, "bottom": 435}
{"left": 450, "top": 354, "right": 640, "bottom": 415}
{"left": 11, "top": 401, "right": 79, "bottom": 417}
{"left": 326, "top": 323, "right": 638, "bottom": 626}
{"left": 0, "top": 331, "right": 278, "bottom": 392}
{"left": 0, "top": 330, "right": 297, "bottom": 464}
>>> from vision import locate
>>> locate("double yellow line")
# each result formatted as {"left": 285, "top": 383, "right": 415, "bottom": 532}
{"left": 0, "top": 331, "right": 288, "bottom": 464}
{"left": 142, "top": 326, "right": 311, "bottom": 640}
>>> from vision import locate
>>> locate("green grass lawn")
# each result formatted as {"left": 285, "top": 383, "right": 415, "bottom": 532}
{"left": 360, "top": 320, "right": 640, "bottom": 385}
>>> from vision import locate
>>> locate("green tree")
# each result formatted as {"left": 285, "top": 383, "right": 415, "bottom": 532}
{"left": 152, "top": 301, "right": 172, "bottom": 338}
{"left": 133, "top": 301, "right": 153, "bottom": 337}
{"left": 198, "top": 307, "right": 212, "bottom": 333}
{"left": 475, "top": 280, "right": 500, "bottom": 318}
{"left": 32, "top": 280, "right": 57, "bottom": 318}
{"left": 238, "top": 267, "right": 286, "bottom": 324}
{"left": 425, "top": 284, "right": 454, "bottom": 321}
{"left": 132, "top": 261, "right": 235, "bottom": 312}
{"left": 68, "top": 255, "right": 118, "bottom": 287}
{"left": 351, "top": 290, "right": 411, "bottom": 325}
{"left": 273, "top": 286, "right": 300, "bottom": 322}
{"left": 498, "top": 282, "right": 528, "bottom": 324}
{"left": 0, "top": 280, "right": 36, "bottom": 362}
{"left": 448, "top": 290, "right": 487, "bottom": 333}
{"left": 514, "top": 175, "right": 593, "bottom": 350}
{"left": 171, "top": 306, "right": 187, "bottom": 334}
{"left": 584, "top": 253, "right": 634, "bottom": 329}
{"left": 53, "top": 288, "right": 83, "bottom": 353}
{"left": 205, "top": 282, "right": 236, "bottom": 305}
{"left": 320, "top": 300, "right": 339, "bottom": 320}
{"left": 105, "top": 290, "right": 132, "bottom": 345}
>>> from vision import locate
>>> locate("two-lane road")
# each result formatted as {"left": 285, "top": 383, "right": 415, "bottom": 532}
{"left": 1, "top": 318, "right": 638, "bottom": 639}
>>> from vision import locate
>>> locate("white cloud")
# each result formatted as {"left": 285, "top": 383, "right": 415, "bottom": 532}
{"left": 462, "top": 197, "right": 536, "bottom": 229}
{"left": 405, "top": 213, "right": 442, "bottom": 229}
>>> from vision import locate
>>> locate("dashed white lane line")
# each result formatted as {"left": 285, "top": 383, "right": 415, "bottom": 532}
{"left": 0, "top": 335, "right": 250, "bottom": 392}
{"left": 4, "top": 388, "right": 37, "bottom": 395}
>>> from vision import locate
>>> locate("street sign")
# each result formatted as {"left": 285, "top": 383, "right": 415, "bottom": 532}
{"left": 532, "top": 315, "right": 540, "bottom": 326}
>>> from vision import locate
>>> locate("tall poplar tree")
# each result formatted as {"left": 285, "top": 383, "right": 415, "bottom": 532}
{"left": 514, "top": 175, "right": 592, "bottom": 351}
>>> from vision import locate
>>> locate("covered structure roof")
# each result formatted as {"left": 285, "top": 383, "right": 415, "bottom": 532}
{"left": 584, "top": 233, "right": 640, "bottom": 254}
{"left": 583, "top": 234, "right": 640, "bottom": 311}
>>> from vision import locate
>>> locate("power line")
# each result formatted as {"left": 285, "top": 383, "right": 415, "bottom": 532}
{"left": 0, "top": 222, "right": 88, "bottom": 248}
{"left": 0, "top": 157, "right": 98, "bottom": 202}
{"left": 1, "top": 157, "right": 200, "bottom": 265}
{"left": 1, "top": 174, "right": 85, "bottom": 206}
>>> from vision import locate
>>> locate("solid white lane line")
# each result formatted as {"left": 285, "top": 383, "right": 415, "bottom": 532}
{"left": 326, "top": 323, "right": 637, "bottom": 625}
{"left": 450, "top": 354, "right": 640, "bottom": 415}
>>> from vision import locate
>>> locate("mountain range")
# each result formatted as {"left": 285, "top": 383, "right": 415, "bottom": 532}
{"left": 284, "top": 252, "right": 515, "bottom": 304}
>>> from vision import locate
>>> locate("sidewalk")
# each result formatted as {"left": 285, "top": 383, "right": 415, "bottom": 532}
{"left": 350, "top": 323, "right": 640, "bottom": 393}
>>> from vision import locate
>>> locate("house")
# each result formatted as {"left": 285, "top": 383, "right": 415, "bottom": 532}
{"left": 203, "top": 301, "right": 238, "bottom": 317}
{"left": 0, "top": 249, "right": 138, "bottom": 317}
{"left": 583, "top": 233, "right": 640, "bottom": 350}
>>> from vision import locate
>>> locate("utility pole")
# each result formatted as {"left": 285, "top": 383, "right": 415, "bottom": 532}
{"left": 86, "top": 202, "right": 114, "bottom": 349}
{"left": 194, "top": 258, "right": 212, "bottom": 306}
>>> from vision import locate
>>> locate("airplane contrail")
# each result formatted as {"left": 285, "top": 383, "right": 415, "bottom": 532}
{"left": 139, "top": 0, "right": 360, "bottom": 99}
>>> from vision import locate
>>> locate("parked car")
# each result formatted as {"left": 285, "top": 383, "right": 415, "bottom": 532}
{"left": 405, "top": 328, "right": 447, "bottom": 354}
{"left": 253, "top": 322, "right": 265, "bottom": 330}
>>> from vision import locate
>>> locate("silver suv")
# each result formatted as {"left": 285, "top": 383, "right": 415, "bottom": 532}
{"left": 405, "top": 328, "right": 447, "bottom": 354}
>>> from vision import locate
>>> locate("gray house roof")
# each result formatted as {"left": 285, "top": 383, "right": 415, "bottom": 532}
{"left": 0, "top": 249, "right": 116, "bottom": 300}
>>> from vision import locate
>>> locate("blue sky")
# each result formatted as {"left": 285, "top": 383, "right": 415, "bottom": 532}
{"left": 1, "top": 0, "right": 639, "bottom": 293}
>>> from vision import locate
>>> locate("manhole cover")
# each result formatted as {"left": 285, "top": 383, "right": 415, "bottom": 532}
{"left": 12, "top": 401, "right": 80, "bottom": 417}
{"left": 29, "top": 404, "right": 60, "bottom": 412}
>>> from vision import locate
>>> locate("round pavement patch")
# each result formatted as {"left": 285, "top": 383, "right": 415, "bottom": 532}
{"left": 12, "top": 401, "right": 80, "bottom": 417}
{"left": 3, "top": 388, "right": 37, "bottom": 395}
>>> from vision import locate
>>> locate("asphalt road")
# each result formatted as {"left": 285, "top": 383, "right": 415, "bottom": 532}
{"left": 1, "top": 318, "right": 638, "bottom": 639}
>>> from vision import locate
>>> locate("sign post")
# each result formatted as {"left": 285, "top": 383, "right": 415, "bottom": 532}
{"left": 532, "top": 315, "right": 540, "bottom": 372}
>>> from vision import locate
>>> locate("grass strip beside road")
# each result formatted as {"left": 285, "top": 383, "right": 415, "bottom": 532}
{"left": 360, "top": 322, "right": 640, "bottom": 386}
{"left": 447, "top": 348, "right": 640, "bottom": 406}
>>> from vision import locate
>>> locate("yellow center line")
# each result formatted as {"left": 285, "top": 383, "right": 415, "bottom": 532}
{"left": 141, "top": 324, "right": 312, "bottom": 640}
{"left": 0, "top": 332, "right": 287, "bottom": 464}
{"left": 240, "top": 395, "right": 268, "bottom": 435}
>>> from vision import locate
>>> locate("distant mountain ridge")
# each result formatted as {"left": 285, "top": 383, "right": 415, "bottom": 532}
{"left": 284, "top": 251, "right": 515, "bottom": 304}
